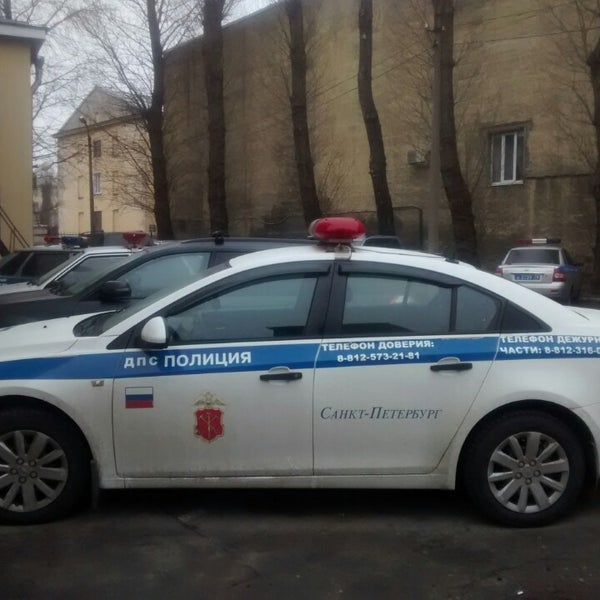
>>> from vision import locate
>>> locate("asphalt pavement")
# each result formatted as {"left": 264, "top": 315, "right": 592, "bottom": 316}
{"left": 1, "top": 487, "right": 600, "bottom": 599}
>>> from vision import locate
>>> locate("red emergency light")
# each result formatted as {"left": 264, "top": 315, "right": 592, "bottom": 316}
{"left": 308, "top": 217, "right": 366, "bottom": 244}
{"left": 44, "top": 235, "right": 61, "bottom": 245}
{"left": 122, "top": 231, "right": 147, "bottom": 247}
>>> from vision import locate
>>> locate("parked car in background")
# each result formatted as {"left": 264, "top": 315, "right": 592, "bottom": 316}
{"left": 0, "top": 235, "right": 313, "bottom": 328}
{"left": 0, "top": 245, "right": 82, "bottom": 285}
{"left": 0, "top": 246, "right": 134, "bottom": 296}
{"left": 495, "top": 238, "right": 583, "bottom": 303}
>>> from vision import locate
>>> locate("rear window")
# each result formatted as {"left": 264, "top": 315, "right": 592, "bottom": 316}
{"left": 20, "top": 251, "right": 75, "bottom": 277}
{"left": 505, "top": 248, "right": 560, "bottom": 265}
{"left": 0, "top": 251, "right": 29, "bottom": 275}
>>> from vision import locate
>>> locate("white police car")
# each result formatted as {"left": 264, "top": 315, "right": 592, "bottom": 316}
{"left": 0, "top": 245, "right": 133, "bottom": 296}
{"left": 0, "top": 244, "right": 81, "bottom": 285}
{"left": 495, "top": 238, "right": 583, "bottom": 303}
{"left": 1, "top": 218, "right": 600, "bottom": 527}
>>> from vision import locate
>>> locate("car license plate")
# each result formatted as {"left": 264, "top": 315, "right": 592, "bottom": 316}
{"left": 514, "top": 274, "right": 541, "bottom": 281}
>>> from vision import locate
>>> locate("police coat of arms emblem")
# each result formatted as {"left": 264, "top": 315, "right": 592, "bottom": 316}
{"left": 194, "top": 392, "right": 226, "bottom": 442}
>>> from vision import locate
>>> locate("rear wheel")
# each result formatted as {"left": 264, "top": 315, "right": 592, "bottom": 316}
{"left": 462, "top": 411, "right": 585, "bottom": 527}
{"left": 0, "top": 408, "right": 89, "bottom": 524}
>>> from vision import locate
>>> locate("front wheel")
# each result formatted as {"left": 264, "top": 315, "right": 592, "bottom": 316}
{"left": 462, "top": 411, "right": 585, "bottom": 527}
{"left": 0, "top": 408, "right": 90, "bottom": 525}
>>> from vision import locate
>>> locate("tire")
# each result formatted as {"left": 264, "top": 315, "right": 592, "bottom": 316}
{"left": 461, "top": 411, "right": 585, "bottom": 527}
{"left": 0, "top": 407, "right": 90, "bottom": 525}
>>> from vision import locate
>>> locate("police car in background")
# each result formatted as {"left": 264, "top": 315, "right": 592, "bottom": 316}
{"left": 0, "top": 245, "right": 134, "bottom": 296}
{"left": 495, "top": 238, "right": 583, "bottom": 303}
{"left": 0, "top": 231, "right": 149, "bottom": 288}
{"left": 0, "top": 244, "right": 81, "bottom": 285}
{"left": 1, "top": 217, "right": 600, "bottom": 527}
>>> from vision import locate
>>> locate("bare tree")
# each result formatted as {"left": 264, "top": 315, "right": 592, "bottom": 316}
{"left": 433, "top": 0, "right": 478, "bottom": 264}
{"left": 357, "top": 0, "right": 395, "bottom": 235}
{"left": 201, "top": 0, "right": 229, "bottom": 233}
{"left": 540, "top": 0, "right": 600, "bottom": 289}
{"left": 3, "top": 1, "right": 97, "bottom": 164}
{"left": 74, "top": 0, "right": 204, "bottom": 238}
{"left": 283, "top": 0, "right": 322, "bottom": 225}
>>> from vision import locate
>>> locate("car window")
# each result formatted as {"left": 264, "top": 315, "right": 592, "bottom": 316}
{"left": 505, "top": 248, "right": 560, "bottom": 264}
{"left": 455, "top": 286, "right": 502, "bottom": 333}
{"left": 20, "top": 251, "right": 74, "bottom": 277}
{"left": 341, "top": 274, "right": 452, "bottom": 335}
{"left": 0, "top": 251, "right": 29, "bottom": 275}
{"left": 341, "top": 274, "right": 502, "bottom": 336}
{"left": 500, "top": 303, "right": 549, "bottom": 333}
{"left": 53, "top": 255, "right": 130, "bottom": 288}
{"left": 115, "top": 253, "right": 211, "bottom": 298}
{"left": 62, "top": 252, "right": 140, "bottom": 295}
{"left": 165, "top": 274, "right": 318, "bottom": 342}
{"left": 85, "top": 262, "right": 231, "bottom": 336}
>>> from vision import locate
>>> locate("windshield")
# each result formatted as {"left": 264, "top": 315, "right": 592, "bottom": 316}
{"left": 75, "top": 260, "right": 232, "bottom": 336}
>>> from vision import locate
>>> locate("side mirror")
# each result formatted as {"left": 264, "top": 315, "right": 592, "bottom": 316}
{"left": 100, "top": 280, "right": 131, "bottom": 302}
{"left": 140, "top": 317, "right": 168, "bottom": 348}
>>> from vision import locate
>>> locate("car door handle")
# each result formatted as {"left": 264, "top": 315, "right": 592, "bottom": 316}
{"left": 260, "top": 372, "right": 303, "bottom": 381}
{"left": 430, "top": 362, "right": 473, "bottom": 372}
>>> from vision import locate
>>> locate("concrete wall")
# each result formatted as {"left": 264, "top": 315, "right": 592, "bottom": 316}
{"left": 164, "top": 0, "right": 596, "bottom": 273}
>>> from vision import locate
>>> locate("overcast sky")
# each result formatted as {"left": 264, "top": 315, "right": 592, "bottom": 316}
{"left": 232, "top": 0, "right": 272, "bottom": 19}
{"left": 34, "top": 0, "right": 275, "bottom": 166}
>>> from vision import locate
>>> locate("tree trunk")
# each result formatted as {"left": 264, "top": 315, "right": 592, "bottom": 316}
{"left": 433, "top": 0, "right": 479, "bottom": 265}
{"left": 587, "top": 39, "right": 600, "bottom": 292}
{"left": 3, "top": 0, "right": 11, "bottom": 19}
{"left": 285, "top": 0, "right": 322, "bottom": 226}
{"left": 202, "top": 0, "right": 229, "bottom": 234}
{"left": 357, "top": 0, "right": 395, "bottom": 235}
{"left": 146, "top": 0, "right": 174, "bottom": 239}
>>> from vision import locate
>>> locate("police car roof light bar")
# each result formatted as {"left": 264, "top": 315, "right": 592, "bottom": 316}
{"left": 309, "top": 217, "right": 366, "bottom": 244}
{"left": 44, "top": 235, "right": 61, "bottom": 245}
{"left": 61, "top": 235, "right": 87, "bottom": 248}
{"left": 122, "top": 231, "right": 147, "bottom": 248}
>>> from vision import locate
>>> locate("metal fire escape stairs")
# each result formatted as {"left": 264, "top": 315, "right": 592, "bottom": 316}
{"left": 0, "top": 204, "right": 29, "bottom": 256}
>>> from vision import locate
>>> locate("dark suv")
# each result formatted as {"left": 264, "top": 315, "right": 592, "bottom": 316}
{"left": 0, "top": 236, "right": 312, "bottom": 328}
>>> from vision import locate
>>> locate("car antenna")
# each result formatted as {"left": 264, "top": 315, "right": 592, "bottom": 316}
{"left": 445, "top": 250, "right": 459, "bottom": 264}
{"left": 212, "top": 231, "right": 225, "bottom": 246}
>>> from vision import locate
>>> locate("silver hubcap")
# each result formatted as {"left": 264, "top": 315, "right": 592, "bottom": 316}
{"left": 487, "top": 431, "right": 569, "bottom": 514}
{"left": 0, "top": 429, "right": 68, "bottom": 513}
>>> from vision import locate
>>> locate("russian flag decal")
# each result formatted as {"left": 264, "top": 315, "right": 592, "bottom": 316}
{"left": 125, "top": 387, "right": 154, "bottom": 409}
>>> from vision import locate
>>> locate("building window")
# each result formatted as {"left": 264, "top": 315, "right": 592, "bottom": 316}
{"left": 490, "top": 129, "right": 524, "bottom": 185}
{"left": 93, "top": 139, "right": 102, "bottom": 158}
{"left": 77, "top": 175, "right": 85, "bottom": 200}
{"left": 93, "top": 173, "right": 102, "bottom": 195}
